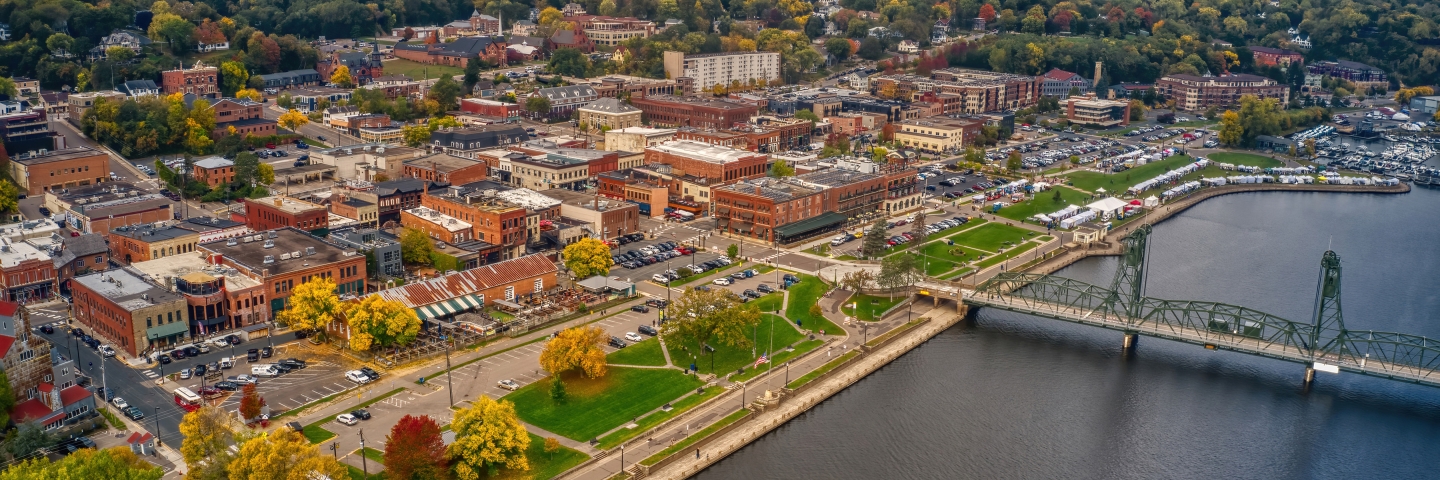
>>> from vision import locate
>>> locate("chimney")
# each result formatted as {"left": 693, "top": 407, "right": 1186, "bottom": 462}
{"left": 1094, "top": 61, "right": 1103, "bottom": 88}
{"left": 274, "top": 198, "right": 283, "bottom": 207}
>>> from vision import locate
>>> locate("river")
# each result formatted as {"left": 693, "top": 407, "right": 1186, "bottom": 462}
{"left": 695, "top": 186, "right": 1440, "bottom": 480}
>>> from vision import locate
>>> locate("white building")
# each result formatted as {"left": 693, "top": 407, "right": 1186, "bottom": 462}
{"left": 662, "top": 51, "right": 781, "bottom": 92}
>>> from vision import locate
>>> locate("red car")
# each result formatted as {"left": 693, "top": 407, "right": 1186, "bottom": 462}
{"left": 198, "top": 386, "right": 222, "bottom": 397}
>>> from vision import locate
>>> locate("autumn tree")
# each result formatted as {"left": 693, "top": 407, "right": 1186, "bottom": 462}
{"left": 448, "top": 396, "right": 530, "bottom": 479}
{"left": 539, "top": 326, "right": 609, "bottom": 378}
{"left": 909, "top": 211, "right": 927, "bottom": 245}
{"left": 663, "top": 288, "right": 761, "bottom": 372}
{"left": 384, "top": 415, "right": 449, "bottom": 480}
{"left": 195, "top": 19, "right": 227, "bottom": 47}
{"left": 543, "top": 437, "right": 561, "bottom": 459}
{"left": 1006, "top": 151, "right": 1022, "bottom": 171}
{"left": 277, "top": 277, "right": 341, "bottom": 333}
{"left": 562, "top": 237, "right": 611, "bottom": 278}
{"left": 839, "top": 269, "right": 875, "bottom": 292}
{"left": 179, "top": 406, "right": 237, "bottom": 478}
{"left": 239, "top": 383, "right": 266, "bottom": 421}
{"left": 1218, "top": 110, "right": 1243, "bottom": 146}
{"left": 400, "top": 227, "right": 436, "bottom": 266}
{"left": 228, "top": 428, "right": 348, "bottom": 480}
{"left": 979, "top": 4, "right": 997, "bottom": 24}
{"left": 343, "top": 295, "right": 422, "bottom": 351}
{"left": 402, "top": 124, "right": 432, "bottom": 147}
{"left": 1129, "top": 100, "right": 1146, "bottom": 121}
{"left": 0, "top": 446, "right": 163, "bottom": 480}
{"left": 794, "top": 109, "right": 820, "bottom": 122}
{"left": 277, "top": 108, "right": 310, "bottom": 130}
{"left": 768, "top": 160, "right": 795, "bottom": 177}
{"left": 330, "top": 65, "right": 354, "bottom": 88}
{"left": 234, "top": 88, "right": 263, "bottom": 102}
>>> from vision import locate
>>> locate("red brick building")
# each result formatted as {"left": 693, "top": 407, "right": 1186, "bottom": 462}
{"left": 70, "top": 268, "right": 187, "bottom": 356}
{"left": 212, "top": 98, "right": 276, "bottom": 138}
{"left": 392, "top": 37, "right": 508, "bottom": 67}
{"left": 402, "top": 154, "right": 489, "bottom": 185}
{"left": 1156, "top": 73, "right": 1289, "bottom": 111}
{"left": 316, "top": 45, "right": 384, "bottom": 84}
{"left": 161, "top": 62, "right": 219, "bottom": 98}
{"left": 192, "top": 157, "right": 235, "bottom": 187}
{"left": 200, "top": 227, "right": 368, "bottom": 314}
{"left": 1250, "top": 46, "right": 1305, "bottom": 68}
{"left": 420, "top": 192, "right": 528, "bottom": 259}
{"left": 0, "top": 241, "right": 58, "bottom": 302}
{"left": 8, "top": 147, "right": 109, "bottom": 195}
{"left": 460, "top": 98, "right": 523, "bottom": 120}
{"left": 401, "top": 206, "right": 477, "bottom": 243}
{"left": 371, "top": 254, "right": 557, "bottom": 323}
{"left": 644, "top": 140, "right": 769, "bottom": 184}
{"left": 239, "top": 196, "right": 330, "bottom": 234}
{"left": 629, "top": 95, "right": 759, "bottom": 130}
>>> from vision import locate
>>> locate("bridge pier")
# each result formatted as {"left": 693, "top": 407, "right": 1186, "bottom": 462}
{"left": 1303, "top": 366, "right": 1316, "bottom": 387}
{"left": 1122, "top": 333, "right": 1138, "bottom": 350}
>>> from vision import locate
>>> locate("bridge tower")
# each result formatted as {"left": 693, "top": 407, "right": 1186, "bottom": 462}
{"left": 1108, "top": 224, "right": 1152, "bottom": 349}
{"left": 1305, "top": 250, "right": 1349, "bottom": 386}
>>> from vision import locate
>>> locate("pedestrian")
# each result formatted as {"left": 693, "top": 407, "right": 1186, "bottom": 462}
{"left": 696, "top": 449, "right": 700, "bottom": 459}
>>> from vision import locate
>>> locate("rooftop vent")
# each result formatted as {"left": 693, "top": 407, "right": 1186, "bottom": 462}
{"left": 263, "top": 255, "right": 274, "bottom": 265}
{"left": 305, "top": 246, "right": 315, "bottom": 256}
{"left": 281, "top": 253, "right": 292, "bottom": 260}
{"left": 269, "top": 231, "right": 278, "bottom": 239}
{"left": 291, "top": 251, "right": 300, "bottom": 258}
{"left": 263, "top": 240, "right": 275, "bottom": 249}
{"left": 226, "top": 238, "right": 238, "bottom": 246}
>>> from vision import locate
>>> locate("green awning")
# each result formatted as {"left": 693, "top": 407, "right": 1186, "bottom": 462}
{"left": 414, "top": 308, "right": 432, "bottom": 321}
{"left": 774, "top": 211, "right": 847, "bottom": 238}
{"left": 146, "top": 321, "right": 189, "bottom": 340}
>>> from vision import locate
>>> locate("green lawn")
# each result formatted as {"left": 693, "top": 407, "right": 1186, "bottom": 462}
{"left": 641, "top": 409, "right": 750, "bottom": 466}
{"left": 992, "top": 187, "right": 1092, "bottom": 222}
{"left": 1206, "top": 152, "right": 1284, "bottom": 168}
{"left": 1064, "top": 154, "right": 1194, "bottom": 193}
{"left": 595, "top": 386, "right": 723, "bottom": 449}
{"left": 883, "top": 218, "right": 989, "bottom": 257}
{"left": 783, "top": 276, "right": 842, "bottom": 335}
{"left": 356, "top": 447, "right": 385, "bottom": 464}
{"left": 303, "top": 425, "right": 336, "bottom": 444}
{"left": 382, "top": 58, "right": 463, "bottom": 80}
{"left": 485, "top": 433, "right": 590, "bottom": 480}
{"left": 750, "top": 292, "right": 784, "bottom": 313}
{"left": 732, "top": 339, "right": 824, "bottom": 382}
{"left": 346, "top": 466, "right": 384, "bottom": 480}
{"left": 976, "top": 242, "right": 1039, "bottom": 269}
{"left": 843, "top": 294, "right": 906, "bottom": 321}
{"left": 940, "top": 267, "right": 975, "bottom": 280}
{"left": 665, "top": 314, "right": 804, "bottom": 376}
{"left": 607, "top": 337, "right": 668, "bottom": 367}
{"left": 947, "top": 223, "right": 1037, "bottom": 252}
{"left": 507, "top": 367, "right": 702, "bottom": 441}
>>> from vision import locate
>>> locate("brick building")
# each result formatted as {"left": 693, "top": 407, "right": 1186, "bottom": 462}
{"left": 401, "top": 206, "right": 475, "bottom": 243}
{"left": 161, "top": 62, "right": 219, "bottom": 98}
{"left": 239, "top": 196, "right": 330, "bottom": 235}
{"left": 44, "top": 183, "right": 172, "bottom": 234}
{"left": 212, "top": 98, "right": 275, "bottom": 139}
{"left": 577, "top": 98, "right": 642, "bottom": 131}
{"left": 0, "top": 302, "right": 66, "bottom": 401}
{"left": 52, "top": 234, "right": 109, "bottom": 296}
{"left": 374, "top": 179, "right": 443, "bottom": 227}
{"left": 643, "top": 140, "right": 769, "bottom": 184}
{"left": 542, "top": 188, "right": 640, "bottom": 240}
{"left": 107, "top": 224, "right": 201, "bottom": 265}
{"left": 371, "top": 254, "right": 557, "bottom": 323}
{"left": 873, "top": 69, "right": 1040, "bottom": 113}
{"left": 393, "top": 36, "right": 508, "bottom": 67}
{"left": 1250, "top": 46, "right": 1305, "bottom": 68}
{"left": 460, "top": 98, "right": 523, "bottom": 121}
{"left": 421, "top": 189, "right": 528, "bottom": 260}
{"left": 316, "top": 44, "right": 385, "bottom": 85}
{"left": 1065, "top": 95, "right": 1131, "bottom": 127}
{"left": 70, "top": 268, "right": 187, "bottom": 356}
{"left": 8, "top": 146, "right": 109, "bottom": 195}
{"left": 1156, "top": 73, "right": 1289, "bottom": 111}
{"left": 1305, "top": 60, "right": 1388, "bottom": 89}
{"left": 529, "top": 85, "right": 599, "bottom": 118}
{"left": 200, "top": 227, "right": 367, "bottom": 316}
{"left": 629, "top": 95, "right": 759, "bottom": 129}
{"left": 130, "top": 254, "right": 271, "bottom": 339}
{"left": 402, "top": 153, "right": 490, "bottom": 185}
{"left": 192, "top": 157, "right": 235, "bottom": 187}
{"left": 0, "top": 239, "right": 56, "bottom": 303}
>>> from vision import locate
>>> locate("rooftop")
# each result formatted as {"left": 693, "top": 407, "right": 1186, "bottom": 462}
{"left": 193, "top": 156, "right": 233, "bottom": 169}
{"left": 632, "top": 95, "right": 756, "bottom": 111}
{"left": 109, "top": 224, "right": 199, "bottom": 242}
{"left": 314, "top": 143, "right": 421, "bottom": 156}
{"left": 0, "top": 238, "right": 51, "bottom": 268}
{"left": 405, "top": 206, "right": 472, "bottom": 232}
{"left": 793, "top": 168, "right": 882, "bottom": 187}
{"left": 199, "top": 227, "right": 359, "bottom": 276}
{"left": 0, "top": 219, "right": 62, "bottom": 243}
{"left": 247, "top": 196, "right": 327, "bottom": 215}
{"left": 542, "top": 189, "right": 639, "bottom": 212}
{"left": 72, "top": 268, "right": 183, "bottom": 312}
{"left": 11, "top": 146, "right": 105, "bottom": 166}
{"left": 610, "top": 126, "right": 677, "bottom": 136}
{"left": 494, "top": 188, "right": 562, "bottom": 211}
{"left": 403, "top": 153, "right": 486, "bottom": 173}
{"left": 647, "top": 140, "right": 759, "bottom": 164}
{"left": 579, "top": 97, "right": 640, "bottom": 114}
{"left": 715, "top": 176, "right": 823, "bottom": 202}
{"left": 129, "top": 252, "right": 262, "bottom": 290}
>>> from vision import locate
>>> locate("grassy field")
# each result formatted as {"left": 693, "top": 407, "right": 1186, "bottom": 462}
{"left": 357, "top": 447, "right": 385, "bottom": 464}
{"left": 732, "top": 338, "right": 824, "bottom": 382}
{"left": 346, "top": 466, "right": 384, "bottom": 480}
{"left": 382, "top": 58, "right": 463, "bottom": 80}
{"left": 843, "top": 294, "right": 906, "bottom": 321}
{"left": 486, "top": 433, "right": 590, "bottom": 480}
{"left": 947, "top": 223, "right": 1037, "bottom": 252}
{"left": 784, "top": 276, "right": 842, "bottom": 335}
{"left": 607, "top": 337, "right": 668, "bottom": 366}
{"left": 883, "top": 218, "right": 989, "bottom": 257}
{"left": 641, "top": 409, "right": 749, "bottom": 466}
{"left": 508, "top": 367, "right": 702, "bottom": 441}
{"left": 1064, "top": 154, "right": 1194, "bottom": 193}
{"left": 665, "top": 314, "right": 803, "bottom": 375}
{"left": 939, "top": 267, "right": 975, "bottom": 280}
{"left": 304, "top": 425, "right": 337, "bottom": 444}
{"left": 750, "top": 292, "right": 784, "bottom": 313}
{"left": 1206, "top": 152, "right": 1284, "bottom": 168}
{"left": 976, "top": 242, "right": 1039, "bottom": 269}
{"left": 992, "top": 186, "right": 1092, "bottom": 223}
{"left": 595, "top": 386, "right": 723, "bottom": 449}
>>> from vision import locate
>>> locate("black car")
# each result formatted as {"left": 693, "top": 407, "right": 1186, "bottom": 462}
{"left": 214, "top": 381, "right": 240, "bottom": 391}
{"left": 156, "top": 353, "right": 171, "bottom": 364}
{"left": 359, "top": 367, "right": 381, "bottom": 381}
{"left": 631, "top": 305, "right": 649, "bottom": 313}
{"left": 246, "top": 349, "right": 260, "bottom": 362}
{"left": 39, "top": 325, "right": 53, "bottom": 334}
{"left": 638, "top": 325, "right": 658, "bottom": 336}
{"left": 38, "top": 206, "right": 51, "bottom": 217}
{"left": 279, "top": 359, "right": 306, "bottom": 370}
{"left": 184, "top": 346, "right": 201, "bottom": 357}
{"left": 350, "top": 409, "right": 372, "bottom": 420}
{"left": 608, "top": 336, "right": 627, "bottom": 348}
{"left": 193, "top": 364, "right": 208, "bottom": 376}
{"left": 227, "top": 334, "right": 242, "bottom": 345}
{"left": 261, "top": 346, "right": 273, "bottom": 358}
{"left": 757, "top": 284, "right": 774, "bottom": 294}
{"left": 124, "top": 406, "right": 144, "bottom": 420}
{"left": 272, "top": 363, "right": 294, "bottom": 374}
{"left": 743, "top": 289, "right": 761, "bottom": 299}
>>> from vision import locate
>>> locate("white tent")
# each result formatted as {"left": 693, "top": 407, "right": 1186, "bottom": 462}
{"left": 1095, "top": 187, "right": 1107, "bottom": 194}
{"left": 1087, "top": 197, "right": 1130, "bottom": 218}
{"left": 1143, "top": 196, "right": 1160, "bottom": 207}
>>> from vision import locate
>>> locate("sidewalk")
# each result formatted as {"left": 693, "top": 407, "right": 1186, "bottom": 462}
{"left": 106, "top": 403, "right": 188, "bottom": 477}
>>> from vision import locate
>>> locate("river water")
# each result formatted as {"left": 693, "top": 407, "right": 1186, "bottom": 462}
{"left": 695, "top": 187, "right": 1440, "bottom": 480}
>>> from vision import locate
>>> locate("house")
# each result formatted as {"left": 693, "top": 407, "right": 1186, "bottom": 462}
{"left": 513, "top": 20, "right": 538, "bottom": 36}
{"left": 563, "top": 2, "right": 586, "bottom": 16}
{"left": 53, "top": 234, "right": 109, "bottom": 295}
{"left": 1041, "top": 68, "right": 1091, "bottom": 97}
{"left": 12, "top": 78, "right": 38, "bottom": 96}
{"left": 393, "top": 36, "right": 508, "bottom": 67}
{"left": 161, "top": 62, "right": 219, "bottom": 98}
{"left": 258, "top": 69, "right": 322, "bottom": 89}
{"left": 897, "top": 40, "right": 919, "bottom": 54}
{"left": 932, "top": 20, "right": 949, "bottom": 44}
{"left": 10, "top": 383, "right": 96, "bottom": 432}
{"left": 193, "top": 157, "right": 236, "bottom": 187}
{"left": 316, "top": 44, "right": 385, "bottom": 85}
{"left": 121, "top": 80, "right": 160, "bottom": 97}
{"left": 87, "top": 30, "right": 149, "bottom": 61}
{"left": 548, "top": 28, "right": 594, "bottom": 53}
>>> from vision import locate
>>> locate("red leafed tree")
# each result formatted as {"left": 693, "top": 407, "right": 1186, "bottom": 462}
{"left": 239, "top": 383, "right": 265, "bottom": 421}
{"left": 1052, "top": 10, "right": 1073, "bottom": 30}
{"left": 916, "top": 52, "right": 934, "bottom": 76}
{"left": 1133, "top": 7, "right": 1154, "bottom": 28}
{"left": 979, "top": 4, "right": 997, "bottom": 23}
{"left": 881, "top": 123, "right": 896, "bottom": 142}
{"left": 403, "top": 27, "right": 416, "bottom": 40}
{"left": 384, "top": 414, "right": 449, "bottom": 480}
{"left": 195, "top": 19, "right": 227, "bottom": 45}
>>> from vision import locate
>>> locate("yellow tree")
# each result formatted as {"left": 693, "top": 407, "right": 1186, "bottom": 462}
{"left": 402, "top": 124, "right": 431, "bottom": 147}
{"left": 234, "top": 88, "right": 264, "bottom": 102}
{"left": 539, "top": 326, "right": 608, "bottom": 378}
{"left": 227, "top": 429, "right": 348, "bottom": 480}
{"left": 330, "top": 65, "right": 354, "bottom": 87}
{"left": 448, "top": 396, "right": 530, "bottom": 479}
{"left": 277, "top": 109, "right": 309, "bottom": 131}
{"left": 0, "top": 447, "right": 163, "bottom": 480}
{"left": 561, "top": 237, "right": 611, "bottom": 278}
{"left": 1218, "top": 110, "right": 1243, "bottom": 146}
{"left": 257, "top": 164, "right": 275, "bottom": 184}
{"left": 343, "top": 295, "right": 422, "bottom": 351}
{"left": 538, "top": 7, "right": 563, "bottom": 26}
{"left": 278, "top": 277, "right": 341, "bottom": 333}
{"left": 180, "top": 406, "right": 238, "bottom": 479}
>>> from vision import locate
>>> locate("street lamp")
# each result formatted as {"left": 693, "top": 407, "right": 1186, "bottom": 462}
{"left": 444, "top": 321, "right": 454, "bottom": 408}
{"left": 359, "top": 428, "right": 368, "bottom": 475}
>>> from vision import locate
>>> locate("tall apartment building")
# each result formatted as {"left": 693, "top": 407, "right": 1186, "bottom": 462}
{"left": 663, "top": 51, "right": 781, "bottom": 93}
{"left": 1155, "top": 74, "right": 1289, "bottom": 111}
{"left": 874, "top": 69, "right": 1040, "bottom": 113}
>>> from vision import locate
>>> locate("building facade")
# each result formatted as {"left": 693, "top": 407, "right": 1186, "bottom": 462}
{"left": 161, "top": 62, "right": 219, "bottom": 98}
{"left": 240, "top": 196, "right": 330, "bottom": 235}
{"left": 1155, "top": 73, "right": 1289, "bottom": 111}
{"left": 629, "top": 95, "right": 759, "bottom": 130}
{"left": 577, "top": 98, "right": 642, "bottom": 131}
{"left": 1065, "top": 95, "right": 1131, "bottom": 127}
{"left": 71, "top": 269, "right": 188, "bottom": 356}
{"left": 662, "top": 51, "right": 781, "bottom": 93}
{"left": 8, "top": 147, "right": 109, "bottom": 195}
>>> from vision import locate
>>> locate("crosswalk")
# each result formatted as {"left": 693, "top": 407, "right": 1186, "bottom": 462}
{"left": 754, "top": 252, "right": 786, "bottom": 263}
{"left": 142, "top": 370, "right": 159, "bottom": 379}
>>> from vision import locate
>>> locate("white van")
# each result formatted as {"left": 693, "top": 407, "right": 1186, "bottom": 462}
{"left": 251, "top": 364, "right": 279, "bottom": 377}
{"left": 219, "top": 357, "right": 234, "bottom": 369}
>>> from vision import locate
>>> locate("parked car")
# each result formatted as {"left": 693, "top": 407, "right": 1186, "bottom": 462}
{"left": 261, "top": 346, "right": 273, "bottom": 358}
{"left": 497, "top": 379, "right": 521, "bottom": 391}
{"left": 39, "top": 324, "right": 53, "bottom": 334}
{"left": 98, "top": 345, "right": 116, "bottom": 357}
{"left": 350, "top": 409, "right": 371, "bottom": 420}
{"left": 359, "top": 367, "right": 381, "bottom": 381}
{"left": 638, "top": 325, "right": 658, "bottom": 336}
{"left": 246, "top": 349, "right": 260, "bottom": 362}
{"left": 124, "top": 406, "right": 145, "bottom": 420}
{"left": 214, "top": 381, "right": 240, "bottom": 391}
{"left": 337, "top": 414, "right": 359, "bottom": 426}
{"left": 346, "top": 370, "right": 371, "bottom": 384}
{"left": 608, "top": 336, "right": 627, "bottom": 348}
{"left": 631, "top": 304, "right": 649, "bottom": 313}
{"left": 624, "top": 332, "right": 642, "bottom": 342}
{"left": 157, "top": 354, "right": 172, "bottom": 365}
{"left": 713, "top": 277, "right": 733, "bottom": 286}
{"left": 111, "top": 397, "right": 128, "bottom": 409}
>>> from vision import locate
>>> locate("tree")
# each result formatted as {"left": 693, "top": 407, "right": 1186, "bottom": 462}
{"left": 0, "top": 447, "right": 163, "bottom": 480}
{"left": 562, "top": 237, "right": 611, "bottom": 278}
{"left": 549, "top": 376, "right": 567, "bottom": 401}
{"left": 839, "top": 270, "right": 874, "bottom": 292}
{"left": 547, "top": 48, "right": 592, "bottom": 78}
{"left": 277, "top": 109, "right": 309, "bottom": 130}
{"left": 1006, "top": 151, "right": 1022, "bottom": 171}
{"left": 402, "top": 27, "right": 416, "bottom": 40}
{"left": 726, "top": 244, "right": 739, "bottom": 259}
{"left": 861, "top": 219, "right": 888, "bottom": 257}
{"left": 257, "top": 164, "right": 275, "bottom": 184}
{"left": 228, "top": 428, "right": 348, "bottom": 480}
{"left": 277, "top": 277, "right": 341, "bottom": 332}
{"left": 794, "top": 109, "right": 820, "bottom": 122}
{"left": 0, "top": 369, "right": 13, "bottom": 427}
{"left": 877, "top": 254, "right": 921, "bottom": 296}
{"left": 539, "top": 326, "right": 609, "bottom": 378}
{"left": 0, "top": 77, "right": 15, "bottom": 98}
{"left": 8, "top": 423, "right": 55, "bottom": 458}
{"left": 45, "top": 33, "right": 73, "bottom": 55}
{"left": 428, "top": 76, "right": 463, "bottom": 112}
{"left": 979, "top": 4, "right": 997, "bottom": 24}
{"left": 525, "top": 95, "right": 552, "bottom": 117}
{"left": 1128, "top": 100, "right": 1146, "bottom": 121}
{"left": 598, "top": 0, "right": 618, "bottom": 16}
{"left": 179, "top": 406, "right": 236, "bottom": 478}
{"left": 538, "top": 7, "right": 563, "bottom": 26}
{"left": 857, "top": 37, "right": 885, "bottom": 61}
{"left": 344, "top": 295, "right": 422, "bottom": 351}
{"left": 330, "top": 65, "right": 354, "bottom": 88}
{"left": 402, "top": 124, "right": 432, "bottom": 147}
{"left": 148, "top": 13, "right": 195, "bottom": 52}
{"left": 910, "top": 211, "right": 927, "bottom": 245}
{"left": 400, "top": 227, "right": 436, "bottom": 265}
{"left": 769, "top": 160, "right": 795, "bottom": 177}
{"left": 825, "top": 37, "right": 853, "bottom": 63}
{"left": 448, "top": 396, "right": 531, "bottom": 479}
{"left": 463, "top": 58, "right": 483, "bottom": 94}
{"left": 663, "top": 287, "right": 762, "bottom": 355}
{"left": 543, "top": 437, "right": 561, "bottom": 459}
{"left": 1304, "top": 138, "right": 1317, "bottom": 159}
{"left": 1218, "top": 110, "right": 1243, "bottom": 146}
{"left": 239, "top": 382, "right": 266, "bottom": 421}
{"left": 384, "top": 415, "right": 449, "bottom": 480}
{"left": 234, "top": 88, "right": 263, "bottom": 102}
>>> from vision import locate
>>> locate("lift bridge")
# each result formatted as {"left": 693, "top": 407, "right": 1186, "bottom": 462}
{"left": 953, "top": 224, "right": 1440, "bottom": 388}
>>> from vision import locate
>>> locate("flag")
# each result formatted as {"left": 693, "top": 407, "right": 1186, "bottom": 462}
{"left": 752, "top": 353, "right": 769, "bottom": 368}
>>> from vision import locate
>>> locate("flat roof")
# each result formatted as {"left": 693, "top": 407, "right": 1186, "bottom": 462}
{"left": 648, "top": 140, "right": 758, "bottom": 164}
{"left": 494, "top": 188, "right": 562, "bottom": 211}
{"left": 405, "top": 207, "right": 472, "bottom": 232}
{"left": 199, "top": 227, "right": 358, "bottom": 276}
{"left": 130, "top": 253, "right": 261, "bottom": 289}
{"left": 72, "top": 268, "right": 183, "bottom": 312}
{"left": 609, "top": 126, "right": 676, "bottom": 136}
{"left": 0, "top": 239, "right": 50, "bottom": 268}
{"left": 248, "top": 196, "right": 327, "bottom": 214}
{"left": 542, "top": 189, "right": 639, "bottom": 212}
{"left": 12, "top": 146, "right": 105, "bottom": 166}
{"left": 715, "top": 177, "right": 823, "bottom": 202}
{"left": 109, "top": 224, "right": 198, "bottom": 242}
{"left": 403, "top": 153, "right": 486, "bottom": 172}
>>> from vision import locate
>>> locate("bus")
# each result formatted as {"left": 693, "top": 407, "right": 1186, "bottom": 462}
{"left": 174, "top": 387, "right": 202, "bottom": 412}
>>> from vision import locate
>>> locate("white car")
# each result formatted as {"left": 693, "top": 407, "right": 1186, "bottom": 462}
{"left": 497, "top": 379, "right": 521, "bottom": 391}
{"left": 336, "top": 414, "right": 359, "bottom": 426}
{"left": 713, "top": 277, "right": 733, "bottom": 286}
{"left": 98, "top": 345, "right": 116, "bottom": 357}
{"left": 624, "top": 332, "right": 642, "bottom": 342}
{"left": 179, "top": 368, "right": 192, "bottom": 379}
{"left": 233, "top": 374, "right": 257, "bottom": 384}
{"left": 346, "top": 370, "right": 372, "bottom": 384}
{"left": 111, "top": 397, "right": 128, "bottom": 409}
{"left": 211, "top": 337, "right": 232, "bottom": 348}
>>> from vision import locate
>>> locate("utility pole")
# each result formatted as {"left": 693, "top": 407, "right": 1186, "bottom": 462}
{"left": 359, "top": 428, "right": 368, "bottom": 475}
{"left": 445, "top": 321, "right": 454, "bottom": 407}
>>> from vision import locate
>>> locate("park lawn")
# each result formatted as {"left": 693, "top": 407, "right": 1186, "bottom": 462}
{"left": 486, "top": 433, "right": 590, "bottom": 480}
{"left": 357, "top": 447, "right": 385, "bottom": 464}
{"left": 783, "top": 276, "right": 842, "bottom": 335}
{"left": 750, "top": 292, "right": 783, "bottom": 313}
{"left": 1064, "top": 154, "right": 1194, "bottom": 192}
{"left": 607, "top": 337, "right": 667, "bottom": 366}
{"left": 382, "top": 58, "right": 463, "bottom": 80}
{"left": 507, "top": 367, "right": 703, "bottom": 441}
{"left": 882, "top": 218, "right": 990, "bottom": 258}
{"left": 940, "top": 267, "right": 975, "bottom": 280}
{"left": 732, "top": 339, "right": 824, "bottom": 382}
{"left": 595, "top": 386, "right": 724, "bottom": 449}
{"left": 843, "top": 294, "right": 905, "bottom": 321}
{"left": 664, "top": 314, "right": 803, "bottom": 376}
{"left": 947, "top": 223, "right": 1037, "bottom": 252}
{"left": 303, "top": 425, "right": 336, "bottom": 444}
{"left": 992, "top": 187, "right": 1091, "bottom": 223}
{"left": 976, "top": 242, "right": 1039, "bottom": 269}
{"left": 1206, "top": 152, "right": 1284, "bottom": 168}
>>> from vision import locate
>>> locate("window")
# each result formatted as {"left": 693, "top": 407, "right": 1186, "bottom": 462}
{"left": 505, "top": 286, "right": 515, "bottom": 300}
{"left": 534, "top": 279, "right": 543, "bottom": 293}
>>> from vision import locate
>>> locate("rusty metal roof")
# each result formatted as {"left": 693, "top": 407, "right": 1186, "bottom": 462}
{"left": 374, "top": 254, "right": 556, "bottom": 308}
